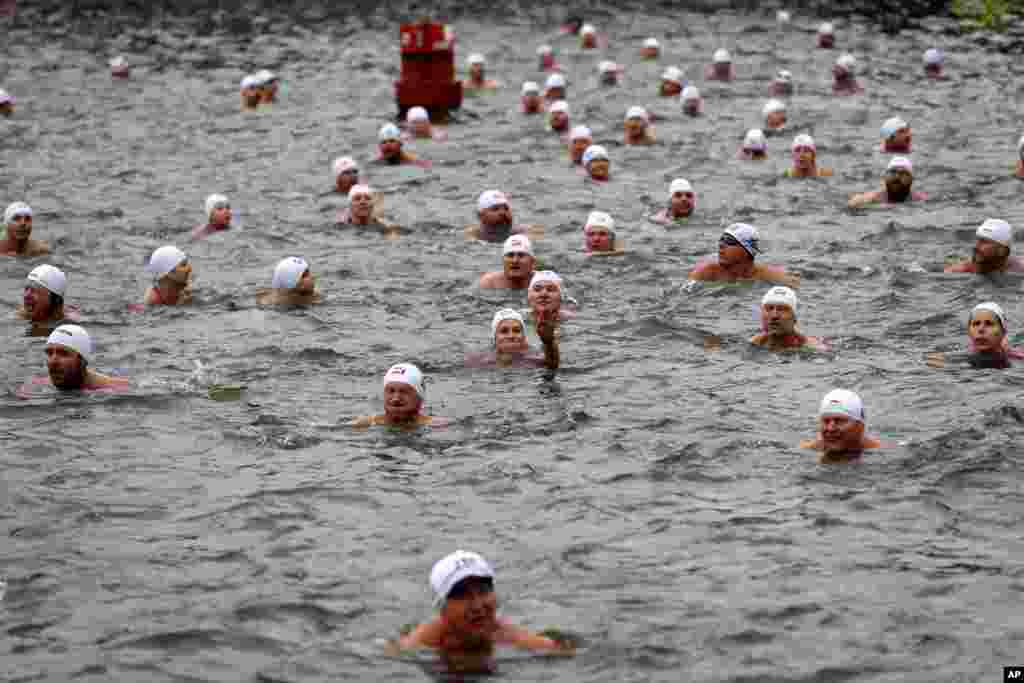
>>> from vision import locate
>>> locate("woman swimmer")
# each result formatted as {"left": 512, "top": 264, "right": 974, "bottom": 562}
{"left": 465, "top": 308, "right": 559, "bottom": 369}
{"left": 926, "top": 302, "right": 1024, "bottom": 369}
{"left": 583, "top": 211, "right": 623, "bottom": 255}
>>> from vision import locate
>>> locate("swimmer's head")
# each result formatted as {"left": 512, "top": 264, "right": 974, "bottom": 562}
{"left": 467, "top": 53, "right": 486, "bottom": 79}
{"left": 528, "top": 271, "right": 563, "bottom": 315}
{"left": 743, "top": 128, "right": 767, "bottom": 152}
{"left": 544, "top": 73, "right": 567, "bottom": 99}
{"left": 778, "top": 69, "right": 793, "bottom": 83}
{"left": 521, "top": 81, "right": 540, "bottom": 96}
{"left": 348, "top": 184, "right": 375, "bottom": 220}
{"left": 109, "top": 55, "right": 129, "bottom": 76}
{"left": 713, "top": 48, "right": 731, "bottom": 64}
{"left": 719, "top": 223, "right": 760, "bottom": 265}
{"left": 777, "top": 9, "right": 791, "bottom": 23}
{"left": 333, "top": 157, "right": 360, "bottom": 192}
{"left": 383, "top": 362, "right": 425, "bottom": 420}
{"left": 580, "top": 23, "right": 597, "bottom": 47}
{"left": 763, "top": 99, "right": 786, "bottom": 129}
{"left": 833, "top": 53, "right": 856, "bottom": 78}
{"left": 973, "top": 218, "right": 1012, "bottom": 269}
{"left": 641, "top": 37, "right": 660, "bottom": 58}
{"left": 406, "top": 106, "right": 429, "bottom": 123}
{"left": 378, "top": 122, "right": 403, "bottom": 159}
{"left": 818, "top": 389, "right": 866, "bottom": 453}
{"left": 0, "top": 88, "right": 15, "bottom": 113}
{"left": 817, "top": 22, "right": 835, "bottom": 47}
{"left": 147, "top": 245, "right": 190, "bottom": 284}
{"left": 881, "top": 116, "right": 911, "bottom": 150}
{"left": 46, "top": 324, "right": 93, "bottom": 389}
{"left": 502, "top": 234, "right": 535, "bottom": 280}
{"left": 761, "top": 286, "right": 798, "bottom": 335}
{"left": 661, "top": 66, "right": 684, "bottom": 95}
{"left": 582, "top": 144, "right": 610, "bottom": 180}
{"left": 430, "top": 550, "right": 495, "bottom": 610}
{"left": 548, "top": 100, "right": 569, "bottom": 130}
{"left": 924, "top": 48, "right": 944, "bottom": 75}
{"left": 569, "top": 125, "right": 593, "bottom": 163}
{"left": 680, "top": 86, "right": 702, "bottom": 115}
{"left": 624, "top": 106, "right": 649, "bottom": 137}
{"left": 668, "top": 178, "right": 696, "bottom": 216}
{"left": 492, "top": 308, "right": 528, "bottom": 352}
{"left": 584, "top": 210, "right": 615, "bottom": 252}
{"left": 24, "top": 264, "right": 66, "bottom": 319}
{"left": 968, "top": 301, "right": 1008, "bottom": 352}
{"left": 883, "top": 156, "right": 914, "bottom": 196}
{"left": 791, "top": 134, "right": 816, "bottom": 169}
{"left": 26, "top": 263, "right": 66, "bottom": 298}
{"left": 478, "top": 190, "right": 512, "bottom": 226}
{"left": 272, "top": 256, "right": 313, "bottom": 292}
{"left": 599, "top": 60, "right": 620, "bottom": 84}
{"left": 205, "top": 194, "right": 231, "bottom": 226}
{"left": 5, "top": 201, "right": 32, "bottom": 239}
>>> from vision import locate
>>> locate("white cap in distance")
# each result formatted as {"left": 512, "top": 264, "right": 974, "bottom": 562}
{"left": 924, "top": 48, "right": 944, "bottom": 65}
{"left": 818, "top": 22, "right": 834, "bottom": 35}
{"left": 681, "top": 85, "right": 701, "bottom": 101}
{"left": 886, "top": 156, "right": 913, "bottom": 174}
{"left": 521, "top": 81, "right": 540, "bottom": 95}
{"left": 147, "top": 245, "right": 187, "bottom": 277}
{"left": 763, "top": 99, "right": 786, "bottom": 116}
{"left": 46, "top": 324, "right": 93, "bottom": 363}
{"left": 976, "top": 218, "right": 1012, "bottom": 247}
{"left": 792, "top": 133, "right": 816, "bottom": 151}
{"left": 478, "top": 190, "right": 510, "bottom": 212}
{"left": 545, "top": 73, "right": 566, "bottom": 90}
{"left": 625, "top": 105, "right": 649, "bottom": 122}
{"left": 819, "top": 389, "right": 865, "bottom": 423}
{"left": 581, "top": 144, "right": 609, "bottom": 165}
{"left": 27, "top": 264, "right": 67, "bottom": 297}
{"left": 333, "top": 156, "right": 358, "bottom": 176}
{"left": 348, "top": 184, "right": 373, "bottom": 200}
{"left": 762, "top": 286, "right": 798, "bottom": 316}
{"left": 491, "top": 308, "right": 526, "bottom": 338}
{"left": 467, "top": 53, "right": 485, "bottom": 66}
{"left": 549, "top": 100, "right": 569, "bottom": 114}
{"left": 406, "top": 106, "right": 429, "bottom": 122}
{"left": 643, "top": 37, "right": 660, "bottom": 49}
{"left": 502, "top": 234, "right": 533, "bottom": 256}
{"left": 662, "top": 66, "right": 683, "bottom": 84}
{"left": 669, "top": 178, "right": 693, "bottom": 195}
{"left": 881, "top": 117, "right": 908, "bottom": 138}
{"left": 383, "top": 362, "right": 425, "bottom": 398}
{"left": 205, "top": 194, "right": 229, "bottom": 218}
{"left": 585, "top": 210, "right": 614, "bottom": 231}
{"left": 569, "top": 125, "right": 593, "bottom": 141}
{"left": 378, "top": 123, "right": 402, "bottom": 142}
{"left": 713, "top": 48, "right": 731, "bottom": 63}
{"left": 744, "top": 128, "right": 767, "bottom": 150}
{"left": 430, "top": 550, "right": 494, "bottom": 607}
{"left": 272, "top": 256, "right": 309, "bottom": 289}
{"left": 723, "top": 222, "right": 761, "bottom": 257}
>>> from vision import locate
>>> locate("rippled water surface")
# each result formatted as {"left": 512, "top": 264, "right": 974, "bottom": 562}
{"left": 2, "top": 6, "right": 1024, "bottom": 682}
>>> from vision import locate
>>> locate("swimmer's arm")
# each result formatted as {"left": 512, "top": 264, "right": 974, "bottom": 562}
{"left": 500, "top": 624, "right": 574, "bottom": 653}
{"left": 847, "top": 191, "right": 877, "bottom": 209}
{"left": 818, "top": 167, "right": 833, "bottom": 177}
{"left": 799, "top": 436, "right": 822, "bottom": 450}
{"left": 390, "top": 621, "right": 441, "bottom": 652}
{"left": 538, "top": 318, "right": 560, "bottom": 370}
{"left": 525, "top": 224, "right": 545, "bottom": 239}
{"left": 750, "top": 334, "right": 767, "bottom": 347}
{"left": 88, "top": 371, "right": 129, "bottom": 387}
{"left": 925, "top": 352, "right": 946, "bottom": 368}
{"left": 942, "top": 261, "right": 971, "bottom": 273}
{"left": 30, "top": 240, "right": 50, "bottom": 256}
{"left": 756, "top": 265, "right": 800, "bottom": 288}
{"left": 463, "top": 225, "right": 482, "bottom": 240}
{"left": 478, "top": 271, "right": 501, "bottom": 288}
{"left": 688, "top": 264, "right": 714, "bottom": 281}
{"left": 350, "top": 415, "right": 376, "bottom": 429}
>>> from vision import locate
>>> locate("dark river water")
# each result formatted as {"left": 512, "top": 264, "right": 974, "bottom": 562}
{"left": 2, "top": 5, "right": 1024, "bottom": 682}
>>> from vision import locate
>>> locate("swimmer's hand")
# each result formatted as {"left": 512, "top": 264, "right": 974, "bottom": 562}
{"left": 536, "top": 314, "right": 558, "bottom": 346}
{"left": 925, "top": 352, "right": 946, "bottom": 368}
{"left": 704, "top": 334, "right": 722, "bottom": 351}
{"left": 538, "top": 628, "right": 578, "bottom": 653}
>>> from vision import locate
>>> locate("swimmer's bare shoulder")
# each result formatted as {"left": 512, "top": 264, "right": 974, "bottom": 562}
{"left": 494, "top": 621, "right": 574, "bottom": 653}
{"left": 753, "top": 264, "right": 799, "bottom": 287}
{"left": 464, "top": 224, "right": 481, "bottom": 240}
{"left": 943, "top": 260, "right": 973, "bottom": 273}
{"left": 479, "top": 271, "right": 504, "bottom": 288}
{"left": 86, "top": 370, "right": 130, "bottom": 390}
{"left": 688, "top": 262, "right": 719, "bottom": 280}
{"left": 28, "top": 239, "right": 50, "bottom": 256}
{"left": 350, "top": 415, "right": 437, "bottom": 429}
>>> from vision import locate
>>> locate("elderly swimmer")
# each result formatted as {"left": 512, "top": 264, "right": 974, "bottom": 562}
{"left": 520, "top": 81, "right": 543, "bottom": 114}
{"left": 640, "top": 37, "right": 660, "bottom": 59}
{"left": 18, "top": 265, "right": 70, "bottom": 324}
{"left": 333, "top": 157, "right": 361, "bottom": 195}
{"left": 801, "top": 389, "right": 881, "bottom": 462}
{"left": 583, "top": 211, "right": 623, "bottom": 255}
{"left": 44, "top": 324, "right": 128, "bottom": 391}
{"left": 548, "top": 100, "right": 570, "bottom": 134}
{"left": 0, "top": 89, "right": 15, "bottom": 116}
{"left": 568, "top": 125, "right": 593, "bottom": 165}
{"left": 705, "top": 48, "right": 735, "bottom": 81}
{"left": 848, "top": 157, "right": 925, "bottom": 208}
{"left": 768, "top": 69, "right": 794, "bottom": 97}
{"left": 927, "top": 302, "right": 1024, "bottom": 369}
{"left": 651, "top": 178, "right": 696, "bottom": 224}
{"left": 191, "top": 194, "right": 232, "bottom": 240}
{"left": 832, "top": 54, "right": 863, "bottom": 95}
{"left": 351, "top": 363, "right": 438, "bottom": 429}
{"left": 763, "top": 99, "right": 786, "bottom": 134}
{"left": 738, "top": 129, "right": 767, "bottom": 160}
{"left": 479, "top": 235, "right": 536, "bottom": 289}
{"left": 582, "top": 145, "right": 611, "bottom": 182}
{"left": 338, "top": 184, "right": 381, "bottom": 226}
{"left": 465, "top": 190, "right": 542, "bottom": 243}
{"left": 144, "top": 245, "right": 192, "bottom": 305}
{"left": 389, "top": 550, "right": 573, "bottom": 658}
{"left": 945, "top": 218, "right": 1024, "bottom": 273}
{"left": 681, "top": 86, "right": 704, "bottom": 116}
{"left": 785, "top": 134, "right": 832, "bottom": 178}
{"left": 624, "top": 106, "right": 656, "bottom": 145}
{"left": 256, "top": 257, "right": 320, "bottom": 305}
{"left": 465, "top": 308, "right": 560, "bottom": 369}
{"left": 660, "top": 66, "right": 684, "bottom": 96}
{"left": 688, "top": 223, "right": 799, "bottom": 286}
{"left": 750, "top": 287, "right": 829, "bottom": 351}
{"left": 880, "top": 117, "right": 912, "bottom": 153}
{"left": 376, "top": 123, "right": 420, "bottom": 165}
{"left": 463, "top": 53, "right": 499, "bottom": 91}
{"left": 1, "top": 202, "right": 49, "bottom": 256}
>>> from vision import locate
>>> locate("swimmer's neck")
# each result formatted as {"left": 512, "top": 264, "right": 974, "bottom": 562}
{"left": 974, "top": 255, "right": 1009, "bottom": 273}
{"left": 505, "top": 273, "right": 533, "bottom": 288}
{"left": 3, "top": 236, "right": 30, "bottom": 253}
{"left": 383, "top": 412, "right": 423, "bottom": 426}
{"left": 670, "top": 207, "right": 692, "bottom": 219}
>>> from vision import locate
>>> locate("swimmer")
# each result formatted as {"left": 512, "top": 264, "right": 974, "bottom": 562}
{"left": 0, "top": 89, "right": 14, "bottom": 116}
{"left": 333, "top": 157, "right": 361, "bottom": 195}
{"left": 580, "top": 23, "right": 598, "bottom": 49}
{"left": 537, "top": 44, "right": 557, "bottom": 71}
{"left": 351, "top": 363, "right": 436, "bottom": 429}
{"left": 568, "top": 125, "right": 593, "bottom": 165}
{"left": 256, "top": 257, "right": 320, "bottom": 305}
{"left": 544, "top": 73, "right": 567, "bottom": 102}
{"left": 44, "top": 324, "right": 128, "bottom": 391}
{"left": 651, "top": 178, "right": 696, "bottom": 223}
{"left": 109, "top": 55, "right": 130, "bottom": 78}
{"left": 767, "top": 69, "right": 794, "bottom": 96}
{"left": 1014, "top": 134, "right": 1024, "bottom": 178}
{"left": 785, "top": 134, "right": 833, "bottom": 178}
{"left": 762, "top": 99, "right": 786, "bottom": 133}
{"left": 623, "top": 106, "right": 656, "bottom": 145}
{"left": 927, "top": 302, "right": 1024, "bottom": 369}
{"left": 681, "top": 86, "right": 704, "bottom": 116}
{"left": 923, "top": 48, "right": 944, "bottom": 79}
{"left": 468, "top": 308, "right": 559, "bottom": 369}
{"left": 520, "top": 81, "right": 543, "bottom": 114}
{"left": 337, "top": 184, "right": 388, "bottom": 227}
{"left": 144, "top": 245, "right": 192, "bottom": 305}
{"left": 816, "top": 22, "right": 835, "bottom": 49}
{"left": 660, "top": 66, "right": 684, "bottom": 96}
{"left": 688, "top": 223, "right": 799, "bottom": 286}
{"left": 738, "top": 129, "right": 767, "bottom": 160}
{"left": 848, "top": 157, "right": 925, "bottom": 208}
{"left": 750, "top": 286, "right": 828, "bottom": 351}
{"left": 1, "top": 202, "right": 49, "bottom": 256}
{"left": 831, "top": 54, "right": 863, "bottom": 95}
{"left": 479, "top": 235, "right": 535, "bottom": 289}
{"left": 254, "top": 69, "right": 279, "bottom": 103}
{"left": 17, "top": 265, "right": 68, "bottom": 323}
{"left": 598, "top": 60, "right": 622, "bottom": 86}
{"left": 527, "top": 270, "right": 573, "bottom": 322}
{"left": 880, "top": 117, "right": 911, "bottom": 153}
{"left": 405, "top": 106, "right": 446, "bottom": 141}
{"left": 582, "top": 144, "right": 610, "bottom": 182}
{"left": 240, "top": 75, "right": 260, "bottom": 109}
{"left": 705, "top": 48, "right": 734, "bottom": 81}
{"left": 389, "top": 550, "right": 573, "bottom": 658}
{"left": 376, "top": 123, "right": 419, "bottom": 165}
{"left": 465, "top": 190, "right": 539, "bottom": 243}
{"left": 801, "top": 389, "right": 881, "bottom": 462}
{"left": 583, "top": 210, "right": 623, "bottom": 255}
{"left": 191, "top": 194, "right": 232, "bottom": 240}
{"left": 463, "top": 54, "right": 498, "bottom": 91}
{"left": 548, "top": 100, "right": 570, "bottom": 134}
{"left": 640, "top": 37, "right": 660, "bottom": 60}
{"left": 945, "top": 218, "right": 1024, "bottom": 273}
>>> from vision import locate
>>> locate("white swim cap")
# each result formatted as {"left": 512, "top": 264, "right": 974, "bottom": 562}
{"left": 713, "top": 48, "right": 731, "bottom": 64}
{"left": 886, "top": 156, "right": 913, "bottom": 173}
{"left": 204, "top": 194, "right": 229, "bottom": 218}
{"left": 580, "top": 23, "right": 596, "bottom": 36}
{"left": 254, "top": 69, "right": 277, "bottom": 85}
{"left": 27, "top": 264, "right": 67, "bottom": 297}
{"left": 777, "top": 9, "right": 791, "bottom": 23}
{"left": 762, "top": 285, "right": 798, "bottom": 316}
{"left": 110, "top": 55, "right": 127, "bottom": 68}
{"left": 924, "top": 48, "right": 944, "bottom": 65}
{"left": 792, "top": 133, "right": 816, "bottom": 151}
{"left": 521, "top": 81, "right": 540, "bottom": 95}
{"left": 569, "top": 125, "right": 593, "bottom": 141}
{"left": 818, "top": 22, "right": 834, "bottom": 35}
{"left": 272, "top": 256, "right": 309, "bottom": 289}
{"left": 240, "top": 74, "right": 259, "bottom": 89}
{"left": 681, "top": 85, "right": 701, "bottom": 101}
{"left": 348, "top": 184, "right": 373, "bottom": 200}
{"left": 763, "top": 99, "right": 786, "bottom": 116}
{"left": 491, "top": 308, "right": 526, "bottom": 338}
{"left": 430, "top": 550, "right": 494, "bottom": 607}
{"left": 383, "top": 362, "right": 425, "bottom": 398}
{"left": 378, "top": 123, "right": 402, "bottom": 142}
{"left": 819, "top": 389, "right": 865, "bottom": 423}
{"left": 467, "top": 53, "right": 485, "bottom": 66}
{"left": 644, "top": 37, "right": 660, "bottom": 48}
{"left": 549, "top": 100, "right": 569, "bottom": 114}
{"left": 836, "top": 53, "right": 857, "bottom": 71}
{"left": 1018, "top": 133, "right": 1024, "bottom": 153}
{"left": 971, "top": 302, "right": 1007, "bottom": 333}
{"left": 406, "top": 106, "right": 429, "bottom": 123}
{"left": 881, "top": 117, "right": 908, "bottom": 138}
{"left": 545, "top": 73, "right": 566, "bottom": 89}
{"left": 503, "top": 234, "right": 533, "bottom": 256}
{"left": 723, "top": 223, "right": 761, "bottom": 257}
{"left": 530, "top": 270, "right": 562, "bottom": 288}
{"left": 147, "top": 245, "right": 187, "bottom": 277}
{"left": 4, "top": 201, "right": 32, "bottom": 224}
{"left": 47, "top": 324, "right": 92, "bottom": 363}
{"left": 585, "top": 210, "right": 614, "bottom": 231}
{"left": 478, "top": 190, "right": 510, "bottom": 212}
{"left": 777, "top": 69, "right": 793, "bottom": 82}
{"left": 581, "top": 144, "right": 609, "bottom": 165}
{"left": 536, "top": 44, "right": 553, "bottom": 56}
{"left": 669, "top": 178, "right": 693, "bottom": 195}
{"left": 0, "top": 89, "right": 13, "bottom": 105}
{"left": 743, "top": 128, "right": 767, "bottom": 150}
{"left": 662, "top": 66, "right": 683, "bottom": 84}
{"left": 599, "top": 60, "right": 617, "bottom": 74}
{"left": 976, "top": 218, "right": 1012, "bottom": 246}
{"left": 333, "top": 156, "right": 358, "bottom": 176}
{"left": 625, "top": 105, "right": 649, "bottom": 122}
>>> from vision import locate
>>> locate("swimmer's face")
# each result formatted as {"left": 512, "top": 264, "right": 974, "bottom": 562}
{"left": 570, "top": 138, "right": 592, "bottom": 163}
{"left": 670, "top": 191, "right": 695, "bottom": 217}
{"left": 469, "top": 64, "right": 485, "bottom": 81}
{"left": 891, "top": 127, "right": 912, "bottom": 149}
{"left": 586, "top": 227, "right": 613, "bottom": 252}
{"left": 549, "top": 111, "right": 569, "bottom": 130}
{"left": 883, "top": 169, "right": 913, "bottom": 195}
{"left": 9, "top": 214, "right": 32, "bottom": 240}
{"left": 479, "top": 203, "right": 512, "bottom": 227}
{"left": 766, "top": 111, "right": 786, "bottom": 129}
{"left": 47, "top": 345, "right": 85, "bottom": 390}
{"left": 335, "top": 170, "right": 359, "bottom": 194}
{"left": 712, "top": 62, "right": 731, "bottom": 78}
{"left": 296, "top": 269, "right": 315, "bottom": 294}
{"left": 210, "top": 205, "right": 232, "bottom": 226}
{"left": 350, "top": 192, "right": 374, "bottom": 220}
{"left": 682, "top": 99, "right": 701, "bottom": 116}
{"left": 0, "top": 102, "right": 13, "bottom": 116}
{"left": 379, "top": 139, "right": 402, "bottom": 159}
{"left": 587, "top": 159, "right": 610, "bottom": 181}
{"left": 624, "top": 117, "right": 646, "bottom": 137}
{"left": 925, "top": 63, "right": 942, "bottom": 77}
{"left": 762, "top": 303, "right": 796, "bottom": 336}
{"left": 494, "top": 319, "right": 528, "bottom": 353}
{"left": 819, "top": 414, "right": 864, "bottom": 455}
{"left": 581, "top": 33, "right": 597, "bottom": 48}
{"left": 23, "top": 285, "right": 53, "bottom": 320}
{"left": 383, "top": 382, "right": 421, "bottom": 421}
{"left": 973, "top": 238, "right": 1008, "bottom": 268}
{"left": 528, "top": 280, "right": 561, "bottom": 315}
{"left": 718, "top": 235, "right": 751, "bottom": 268}
{"left": 818, "top": 34, "right": 834, "bottom": 48}
{"left": 640, "top": 46, "right": 659, "bottom": 59}
{"left": 410, "top": 119, "right": 432, "bottom": 137}
{"left": 546, "top": 87, "right": 565, "bottom": 101}
{"left": 969, "top": 310, "right": 1005, "bottom": 351}
{"left": 794, "top": 146, "right": 816, "bottom": 170}
{"left": 661, "top": 81, "right": 682, "bottom": 97}
{"left": 502, "top": 251, "right": 534, "bottom": 279}
{"left": 522, "top": 94, "right": 542, "bottom": 112}
{"left": 441, "top": 577, "right": 498, "bottom": 637}
{"left": 832, "top": 65, "right": 850, "bottom": 81}
{"left": 165, "top": 260, "right": 192, "bottom": 286}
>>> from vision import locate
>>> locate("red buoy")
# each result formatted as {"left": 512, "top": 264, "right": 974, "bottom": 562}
{"left": 395, "top": 20, "right": 462, "bottom": 121}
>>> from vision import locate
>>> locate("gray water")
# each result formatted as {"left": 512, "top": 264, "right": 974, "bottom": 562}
{"left": 2, "top": 6, "right": 1024, "bottom": 682}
